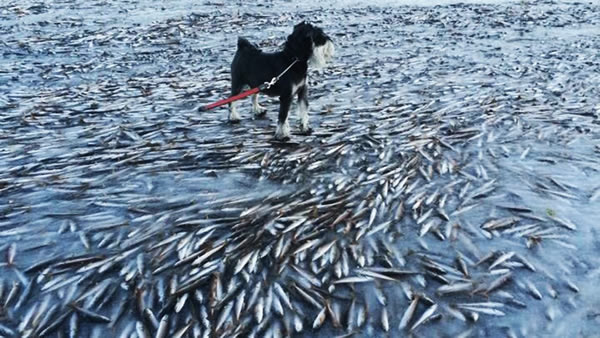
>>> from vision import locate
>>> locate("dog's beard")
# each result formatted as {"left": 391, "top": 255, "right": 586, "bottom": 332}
{"left": 309, "top": 40, "right": 335, "bottom": 69}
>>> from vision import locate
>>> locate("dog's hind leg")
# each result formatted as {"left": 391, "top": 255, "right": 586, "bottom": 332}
{"left": 252, "top": 94, "right": 266, "bottom": 117}
{"left": 275, "top": 95, "right": 292, "bottom": 140}
{"left": 296, "top": 85, "right": 312, "bottom": 134}
{"left": 229, "top": 101, "right": 241, "bottom": 123}
{"left": 228, "top": 80, "right": 243, "bottom": 123}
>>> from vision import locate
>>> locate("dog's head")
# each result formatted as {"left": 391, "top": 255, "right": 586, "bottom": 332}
{"left": 286, "top": 21, "right": 334, "bottom": 69}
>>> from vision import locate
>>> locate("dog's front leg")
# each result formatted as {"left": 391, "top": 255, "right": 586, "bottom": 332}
{"left": 296, "top": 85, "right": 312, "bottom": 134}
{"left": 275, "top": 95, "right": 292, "bottom": 140}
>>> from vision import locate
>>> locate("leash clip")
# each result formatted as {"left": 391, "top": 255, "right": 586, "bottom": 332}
{"left": 265, "top": 77, "right": 277, "bottom": 89}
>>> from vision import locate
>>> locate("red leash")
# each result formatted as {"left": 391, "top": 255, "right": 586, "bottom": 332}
{"left": 198, "top": 59, "right": 298, "bottom": 112}
{"left": 198, "top": 86, "right": 261, "bottom": 112}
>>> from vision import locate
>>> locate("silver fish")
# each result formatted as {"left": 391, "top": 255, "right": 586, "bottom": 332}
{"left": 155, "top": 315, "right": 169, "bottom": 338}
{"left": 399, "top": 296, "right": 419, "bottom": 329}
{"left": 381, "top": 307, "right": 389, "bottom": 332}
{"left": 312, "top": 307, "right": 327, "bottom": 329}
{"left": 411, "top": 303, "right": 438, "bottom": 331}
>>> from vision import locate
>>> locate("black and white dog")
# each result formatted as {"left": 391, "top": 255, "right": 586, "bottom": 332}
{"left": 229, "top": 22, "right": 334, "bottom": 140}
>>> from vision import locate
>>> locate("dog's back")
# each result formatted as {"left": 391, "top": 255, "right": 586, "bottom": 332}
{"left": 236, "top": 37, "right": 260, "bottom": 54}
{"left": 232, "top": 37, "right": 260, "bottom": 73}
{"left": 231, "top": 37, "right": 265, "bottom": 87}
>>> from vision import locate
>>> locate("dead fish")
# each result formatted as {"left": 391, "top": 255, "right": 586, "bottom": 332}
{"left": 234, "top": 250, "right": 254, "bottom": 274}
{"left": 191, "top": 242, "right": 226, "bottom": 266}
{"left": 292, "top": 264, "right": 322, "bottom": 287}
{"left": 235, "top": 290, "right": 246, "bottom": 321}
{"left": 271, "top": 289, "right": 285, "bottom": 317}
{"left": 79, "top": 231, "right": 90, "bottom": 250}
{"left": 394, "top": 201, "right": 405, "bottom": 220}
{"left": 72, "top": 305, "right": 111, "bottom": 323}
{"left": 475, "top": 251, "right": 496, "bottom": 266}
{"left": 481, "top": 217, "right": 519, "bottom": 230}
{"left": 457, "top": 301, "right": 505, "bottom": 309}
{"left": 381, "top": 307, "right": 389, "bottom": 332}
{"left": 549, "top": 216, "right": 577, "bottom": 231}
{"left": 143, "top": 309, "right": 159, "bottom": 331}
{"left": 485, "top": 272, "right": 512, "bottom": 294}
{"left": 6, "top": 243, "right": 16, "bottom": 265}
{"left": 136, "top": 321, "right": 150, "bottom": 338}
{"left": 69, "top": 312, "right": 79, "bottom": 338}
{"left": 525, "top": 279, "right": 542, "bottom": 300}
{"left": 137, "top": 253, "right": 145, "bottom": 276}
{"left": 326, "top": 300, "right": 341, "bottom": 328}
{"left": 13, "top": 279, "right": 33, "bottom": 312}
{"left": 417, "top": 208, "right": 433, "bottom": 224}
{"left": 356, "top": 269, "right": 397, "bottom": 282}
{"left": 455, "top": 254, "right": 470, "bottom": 277}
{"left": 331, "top": 210, "right": 351, "bottom": 227}
{"left": 368, "top": 207, "right": 377, "bottom": 227}
{"left": 313, "top": 307, "right": 327, "bottom": 329}
{"left": 374, "top": 284, "right": 387, "bottom": 306}
{"left": 175, "top": 293, "right": 188, "bottom": 313}
{"left": 292, "top": 238, "right": 322, "bottom": 256}
{"left": 293, "top": 314, "right": 303, "bottom": 333}
{"left": 488, "top": 251, "right": 515, "bottom": 270}
{"left": 399, "top": 295, "right": 419, "bottom": 330}
{"left": 3, "top": 281, "right": 19, "bottom": 308}
{"left": 445, "top": 305, "right": 467, "bottom": 322}
{"left": 437, "top": 282, "right": 473, "bottom": 294}
{"left": 356, "top": 302, "right": 367, "bottom": 328}
{"left": 172, "top": 321, "right": 193, "bottom": 338}
{"left": 312, "top": 240, "right": 337, "bottom": 262}
{"left": 565, "top": 278, "right": 579, "bottom": 293}
{"left": 283, "top": 217, "right": 308, "bottom": 234}
{"left": 0, "top": 323, "right": 15, "bottom": 336}
{"left": 411, "top": 303, "right": 438, "bottom": 331}
{"left": 458, "top": 306, "right": 505, "bottom": 316}
{"left": 36, "top": 309, "right": 72, "bottom": 337}
{"left": 156, "top": 315, "right": 169, "bottom": 338}
{"left": 292, "top": 283, "right": 322, "bottom": 309}
{"left": 419, "top": 219, "right": 439, "bottom": 237}
{"left": 255, "top": 296, "right": 264, "bottom": 324}
{"left": 216, "top": 301, "right": 233, "bottom": 331}
{"left": 515, "top": 253, "right": 536, "bottom": 272}
{"left": 273, "top": 282, "right": 292, "bottom": 310}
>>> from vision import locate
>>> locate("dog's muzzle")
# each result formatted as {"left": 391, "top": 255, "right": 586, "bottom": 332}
{"left": 310, "top": 39, "right": 335, "bottom": 69}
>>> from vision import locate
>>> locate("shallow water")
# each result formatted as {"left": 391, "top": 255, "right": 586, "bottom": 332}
{"left": 1, "top": 0, "right": 600, "bottom": 337}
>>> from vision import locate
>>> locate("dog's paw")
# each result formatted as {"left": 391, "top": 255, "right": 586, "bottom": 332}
{"left": 274, "top": 131, "right": 291, "bottom": 141}
{"left": 275, "top": 122, "right": 291, "bottom": 140}
{"left": 299, "top": 125, "right": 313, "bottom": 135}
{"left": 253, "top": 109, "right": 267, "bottom": 118}
{"left": 273, "top": 135, "right": 291, "bottom": 142}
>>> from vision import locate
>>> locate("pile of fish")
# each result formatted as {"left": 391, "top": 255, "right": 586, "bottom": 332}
{"left": 1, "top": 0, "right": 600, "bottom": 337}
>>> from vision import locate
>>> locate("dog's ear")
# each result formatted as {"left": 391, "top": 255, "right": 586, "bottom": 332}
{"left": 291, "top": 22, "right": 313, "bottom": 46}
{"left": 294, "top": 21, "right": 314, "bottom": 33}
{"left": 286, "top": 22, "right": 315, "bottom": 60}
{"left": 296, "top": 23, "right": 314, "bottom": 41}
{"left": 294, "top": 21, "right": 307, "bottom": 30}
{"left": 301, "top": 29, "right": 314, "bottom": 48}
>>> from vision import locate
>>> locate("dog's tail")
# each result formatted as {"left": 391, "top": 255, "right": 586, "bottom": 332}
{"left": 237, "top": 37, "right": 259, "bottom": 52}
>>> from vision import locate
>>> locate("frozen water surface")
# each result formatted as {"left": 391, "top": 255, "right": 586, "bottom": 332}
{"left": 1, "top": 0, "right": 599, "bottom": 337}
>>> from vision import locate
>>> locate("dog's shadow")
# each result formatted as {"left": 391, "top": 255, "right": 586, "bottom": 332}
{"left": 268, "top": 139, "right": 302, "bottom": 148}
{"left": 224, "top": 116, "right": 303, "bottom": 147}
